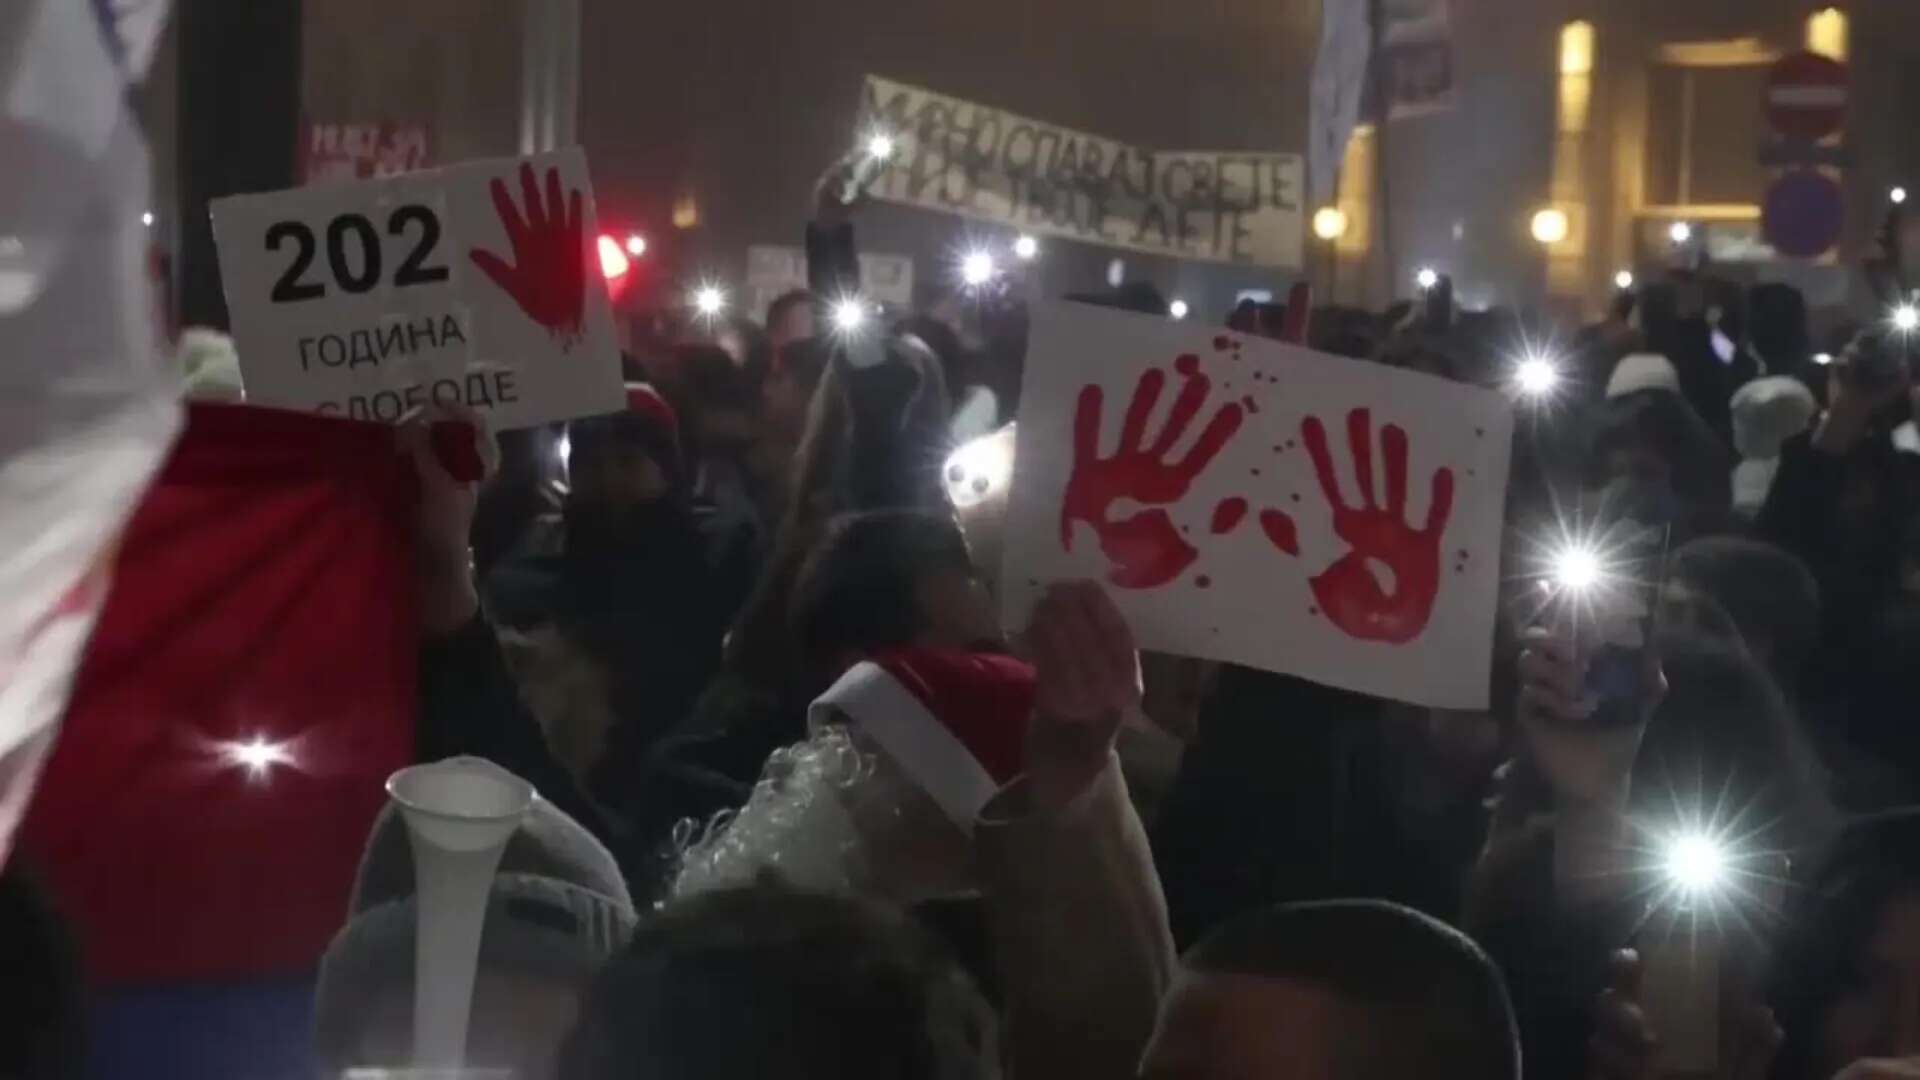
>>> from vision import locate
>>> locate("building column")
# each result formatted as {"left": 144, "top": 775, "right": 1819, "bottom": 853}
{"left": 174, "top": 0, "right": 303, "bottom": 329}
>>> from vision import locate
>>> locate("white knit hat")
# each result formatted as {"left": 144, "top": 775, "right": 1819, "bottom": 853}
{"left": 1729, "top": 375, "right": 1818, "bottom": 460}
{"left": 1606, "top": 353, "right": 1682, "bottom": 399}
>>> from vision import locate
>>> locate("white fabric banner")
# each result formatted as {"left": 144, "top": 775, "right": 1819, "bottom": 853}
{"left": 862, "top": 76, "right": 1305, "bottom": 270}
{"left": 1002, "top": 303, "right": 1513, "bottom": 709}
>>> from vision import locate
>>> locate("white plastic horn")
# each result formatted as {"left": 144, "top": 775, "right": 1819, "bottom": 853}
{"left": 385, "top": 757, "right": 535, "bottom": 1070}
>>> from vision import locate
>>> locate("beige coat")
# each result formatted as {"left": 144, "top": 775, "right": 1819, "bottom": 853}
{"left": 976, "top": 756, "right": 1178, "bottom": 1080}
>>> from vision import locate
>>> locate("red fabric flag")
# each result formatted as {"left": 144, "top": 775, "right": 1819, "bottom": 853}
{"left": 19, "top": 403, "right": 419, "bottom": 983}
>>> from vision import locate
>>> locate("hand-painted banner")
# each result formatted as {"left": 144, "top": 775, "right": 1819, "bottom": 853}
{"left": 1002, "top": 302, "right": 1513, "bottom": 709}
{"left": 212, "top": 149, "right": 625, "bottom": 429}
{"left": 861, "top": 75, "right": 1305, "bottom": 270}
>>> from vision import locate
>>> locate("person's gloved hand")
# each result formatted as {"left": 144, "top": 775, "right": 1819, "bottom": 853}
{"left": 1024, "top": 581, "right": 1141, "bottom": 813}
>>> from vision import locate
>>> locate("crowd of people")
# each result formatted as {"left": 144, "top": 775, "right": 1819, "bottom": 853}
{"left": 11, "top": 144, "right": 1920, "bottom": 1080}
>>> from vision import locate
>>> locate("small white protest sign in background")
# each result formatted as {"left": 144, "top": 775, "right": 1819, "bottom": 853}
{"left": 212, "top": 149, "right": 625, "bottom": 429}
{"left": 1002, "top": 303, "right": 1514, "bottom": 709}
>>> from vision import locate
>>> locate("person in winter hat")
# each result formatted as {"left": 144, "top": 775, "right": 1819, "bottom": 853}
{"left": 1729, "top": 375, "right": 1818, "bottom": 518}
{"left": 313, "top": 791, "right": 637, "bottom": 1079}
{"left": 669, "top": 646, "right": 1034, "bottom": 906}
{"left": 1605, "top": 352, "right": 1683, "bottom": 400}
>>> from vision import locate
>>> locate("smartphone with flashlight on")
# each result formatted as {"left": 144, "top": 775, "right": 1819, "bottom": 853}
{"left": 1637, "top": 852, "right": 1791, "bottom": 1078}
{"left": 838, "top": 131, "right": 896, "bottom": 205}
{"left": 1532, "top": 493, "right": 1670, "bottom": 729}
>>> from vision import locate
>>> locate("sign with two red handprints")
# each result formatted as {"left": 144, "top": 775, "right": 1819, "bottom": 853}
{"left": 1005, "top": 303, "right": 1512, "bottom": 709}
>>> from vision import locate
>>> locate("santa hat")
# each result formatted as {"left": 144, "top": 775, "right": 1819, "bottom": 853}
{"left": 1606, "top": 352, "right": 1682, "bottom": 399}
{"left": 808, "top": 648, "right": 1035, "bottom": 830}
{"left": 623, "top": 382, "right": 680, "bottom": 446}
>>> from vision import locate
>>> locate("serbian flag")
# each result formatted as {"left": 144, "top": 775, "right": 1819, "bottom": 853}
{"left": 18, "top": 403, "right": 419, "bottom": 982}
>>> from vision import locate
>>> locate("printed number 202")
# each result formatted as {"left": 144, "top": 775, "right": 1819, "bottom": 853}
{"left": 266, "top": 205, "right": 449, "bottom": 303}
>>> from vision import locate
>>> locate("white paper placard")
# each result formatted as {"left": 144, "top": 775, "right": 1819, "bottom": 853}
{"left": 1002, "top": 302, "right": 1514, "bottom": 709}
{"left": 212, "top": 149, "right": 625, "bottom": 429}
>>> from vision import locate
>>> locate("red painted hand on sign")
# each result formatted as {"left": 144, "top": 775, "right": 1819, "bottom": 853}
{"left": 1062, "top": 355, "right": 1244, "bottom": 589}
{"left": 1287, "top": 408, "right": 1455, "bottom": 643}
{"left": 469, "top": 163, "right": 586, "bottom": 347}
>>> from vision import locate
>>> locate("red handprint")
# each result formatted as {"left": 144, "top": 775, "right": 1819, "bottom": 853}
{"left": 1061, "top": 355, "right": 1244, "bottom": 589}
{"left": 469, "top": 163, "right": 587, "bottom": 347}
{"left": 1284, "top": 407, "right": 1455, "bottom": 643}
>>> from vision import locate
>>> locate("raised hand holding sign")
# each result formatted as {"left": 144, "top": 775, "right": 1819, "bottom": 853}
{"left": 1004, "top": 302, "right": 1512, "bottom": 710}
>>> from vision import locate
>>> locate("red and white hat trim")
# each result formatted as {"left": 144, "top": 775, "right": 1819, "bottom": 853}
{"left": 808, "top": 650, "right": 1033, "bottom": 830}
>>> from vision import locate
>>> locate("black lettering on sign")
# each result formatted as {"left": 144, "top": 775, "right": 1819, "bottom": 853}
{"left": 388, "top": 205, "right": 451, "bottom": 285}
{"left": 267, "top": 222, "right": 325, "bottom": 302}
{"left": 265, "top": 205, "right": 451, "bottom": 302}
{"left": 327, "top": 214, "right": 382, "bottom": 294}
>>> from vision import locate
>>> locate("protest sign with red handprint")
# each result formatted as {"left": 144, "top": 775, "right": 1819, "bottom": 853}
{"left": 1285, "top": 408, "right": 1455, "bottom": 643}
{"left": 469, "top": 162, "right": 588, "bottom": 347}
{"left": 1061, "top": 355, "right": 1244, "bottom": 588}
{"left": 1003, "top": 302, "right": 1512, "bottom": 710}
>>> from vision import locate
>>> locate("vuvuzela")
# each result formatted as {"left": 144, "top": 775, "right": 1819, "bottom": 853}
{"left": 385, "top": 758, "right": 535, "bottom": 1069}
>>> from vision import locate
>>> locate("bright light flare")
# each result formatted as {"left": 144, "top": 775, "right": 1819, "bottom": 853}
{"left": 691, "top": 283, "right": 727, "bottom": 318}
{"left": 624, "top": 233, "right": 648, "bottom": 258}
{"left": 1893, "top": 186, "right": 1909, "bottom": 206}
{"left": 831, "top": 296, "right": 870, "bottom": 335}
{"left": 1893, "top": 304, "right": 1919, "bottom": 333}
{"left": 597, "top": 235, "right": 631, "bottom": 279}
{"left": 1664, "top": 831, "right": 1729, "bottom": 896}
{"left": 1169, "top": 299, "right": 1190, "bottom": 320}
{"left": 141, "top": 211, "right": 155, "bottom": 228}
{"left": 1614, "top": 270, "right": 1634, "bottom": 290}
{"left": 960, "top": 250, "right": 997, "bottom": 288}
{"left": 1013, "top": 234, "right": 1039, "bottom": 261}
{"left": 1668, "top": 221, "right": 1693, "bottom": 244}
{"left": 1813, "top": 351, "right": 1834, "bottom": 366}
{"left": 1531, "top": 207, "right": 1570, "bottom": 245}
{"left": 944, "top": 426, "right": 1015, "bottom": 510}
{"left": 1514, "top": 354, "right": 1562, "bottom": 398}
{"left": 865, "top": 133, "right": 896, "bottom": 162}
{"left": 1551, "top": 544, "right": 1604, "bottom": 592}
{"left": 1313, "top": 206, "right": 1349, "bottom": 241}
{"left": 219, "top": 735, "right": 294, "bottom": 780}
{"left": 1415, "top": 267, "right": 1440, "bottom": 290}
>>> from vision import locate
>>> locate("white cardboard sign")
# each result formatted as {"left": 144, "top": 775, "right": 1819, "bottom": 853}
{"left": 212, "top": 149, "right": 625, "bottom": 429}
{"left": 1002, "top": 303, "right": 1514, "bottom": 709}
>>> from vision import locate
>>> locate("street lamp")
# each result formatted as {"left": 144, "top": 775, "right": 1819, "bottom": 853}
{"left": 1531, "top": 207, "right": 1570, "bottom": 246}
{"left": 1313, "top": 206, "right": 1349, "bottom": 242}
